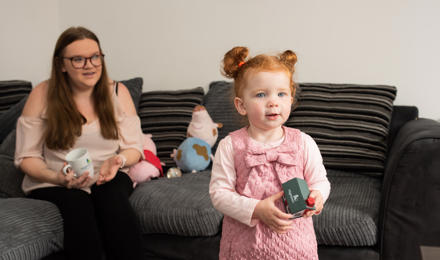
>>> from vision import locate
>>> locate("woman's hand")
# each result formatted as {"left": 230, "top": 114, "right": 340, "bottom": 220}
{"left": 96, "top": 155, "right": 123, "bottom": 185}
{"left": 58, "top": 163, "right": 94, "bottom": 189}
{"left": 252, "top": 191, "right": 294, "bottom": 234}
{"left": 303, "top": 190, "right": 324, "bottom": 217}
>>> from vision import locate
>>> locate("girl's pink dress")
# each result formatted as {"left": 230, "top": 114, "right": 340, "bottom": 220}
{"left": 219, "top": 127, "right": 318, "bottom": 260}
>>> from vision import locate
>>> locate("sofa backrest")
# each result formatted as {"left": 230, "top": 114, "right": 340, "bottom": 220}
{"left": 204, "top": 81, "right": 398, "bottom": 177}
{"left": 137, "top": 87, "right": 205, "bottom": 169}
{"left": 387, "top": 105, "right": 419, "bottom": 149}
{"left": 0, "top": 80, "right": 32, "bottom": 144}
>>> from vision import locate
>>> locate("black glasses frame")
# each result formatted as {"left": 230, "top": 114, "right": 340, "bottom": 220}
{"left": 62, "top": 54, "right": 105, "bottom": 69}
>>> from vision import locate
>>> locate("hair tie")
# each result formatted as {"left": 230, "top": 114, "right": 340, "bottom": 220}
{"left": 238, "top": 61, "right": 245, "bottom": 68}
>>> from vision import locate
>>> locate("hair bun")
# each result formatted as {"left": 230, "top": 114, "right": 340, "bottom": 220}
{"left": 222, "top": 46, "right": 249, "bottom": 79}
{"left": 279, "top": 50, "right": 297, "bottom": 74}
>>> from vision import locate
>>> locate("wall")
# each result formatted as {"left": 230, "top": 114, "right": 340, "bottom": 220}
{"left": 1, "top": 0, "right": 439, "bottom": 120}
{"left": 0, "top": 0, "right": 59, "bottom": 85}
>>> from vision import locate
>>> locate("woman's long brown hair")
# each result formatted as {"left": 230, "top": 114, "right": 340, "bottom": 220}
{"left": 44, "top": 26, "right": 118, "bottom": 150}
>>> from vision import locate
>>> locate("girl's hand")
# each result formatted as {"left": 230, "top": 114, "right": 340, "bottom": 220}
{"left": 58, "top": 163, "right": 94, "bottom": 189}
{"left": 252, "top": 191, "right": 294, "bottom": 234}
{"left": 303, "top": 190, "right": 324, "bottom": 218}
{"left": 97, "top": 155, "right": 122, "bottom": 185}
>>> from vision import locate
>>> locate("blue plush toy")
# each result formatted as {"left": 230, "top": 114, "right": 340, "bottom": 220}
{"left": 168, "top": 105, "right": 221, "bottom": 175}
{"left": 171, "top": 137, "right": 212, "bottom": 173}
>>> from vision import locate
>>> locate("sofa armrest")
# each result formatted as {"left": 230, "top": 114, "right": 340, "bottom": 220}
{"left": 380, "top": 118, "right": 440, "bottom": 260}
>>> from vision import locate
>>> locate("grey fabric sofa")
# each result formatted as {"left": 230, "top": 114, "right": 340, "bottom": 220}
{"left": 1, "top": 79, "right": 439, "bottom": 260}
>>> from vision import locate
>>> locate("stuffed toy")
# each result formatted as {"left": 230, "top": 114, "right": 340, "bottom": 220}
{"left": 170, "top": 106, "right": 222, "bottom": 173}
{"left": 128, "top": 134, "right": 164, "bottom": 187}
{"left": 187, "top": 105, "right": 223, "bottom": 147}
{"left": 171, "top": 137, "right": 212, "bottom": 173}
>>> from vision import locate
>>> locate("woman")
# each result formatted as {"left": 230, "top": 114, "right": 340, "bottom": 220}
{"left": 15, "top": 26, "right": 143, "bottom": 260}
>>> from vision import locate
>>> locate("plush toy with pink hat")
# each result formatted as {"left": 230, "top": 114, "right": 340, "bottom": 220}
{"left": 128, "top": 133, "right": 164, "bottom": 187}
{"left": 169, "top": 105, "right": 222, "bottom": 174}
{"left": 187, "top": 105, "right": 223, "bottom": 147}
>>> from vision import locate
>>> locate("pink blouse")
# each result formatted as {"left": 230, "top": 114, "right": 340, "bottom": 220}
{"left": 15, "top": 86, "right": 144, "bottom": 194}
{"left": 209, "top": 132, "right": 331, "bottom": 226}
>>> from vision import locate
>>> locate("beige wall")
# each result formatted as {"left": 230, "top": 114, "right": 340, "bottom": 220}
{"left": 0, "top": 0, "right": 59, "bottom": 85}
{"left": 1, "top": 0, "right": 439, "bottom": 120}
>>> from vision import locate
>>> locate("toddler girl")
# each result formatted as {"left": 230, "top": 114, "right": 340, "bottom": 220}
{"left": 209, "top": 46, "right": 331, "bottom": 260}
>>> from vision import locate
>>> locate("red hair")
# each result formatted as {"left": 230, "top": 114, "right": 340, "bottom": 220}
{"left": 221, "top": 46, "right": 298, "bottom": 99}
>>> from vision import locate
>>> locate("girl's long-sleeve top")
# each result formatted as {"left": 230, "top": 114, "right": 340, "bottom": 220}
{"left": 209, "top": 132, "right": 331, "bottom": 226}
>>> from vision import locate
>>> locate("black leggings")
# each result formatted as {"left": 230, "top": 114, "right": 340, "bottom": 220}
{"left": 29, "top": 172, "right": 142, "bottom": 260}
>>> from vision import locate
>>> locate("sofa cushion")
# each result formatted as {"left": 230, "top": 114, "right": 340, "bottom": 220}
{"left": 0, "top": 94, "right": 28, "bottom": 144}
{"left": 0, "top": 129, "right": 16, "bottom": 158}
{"left": 138, "top": 87, "right": 205, "bottom": 168}
{"left": 203, "top": 81, "right": 246, "bottom": 153}
{"left": 0, "top": 130, "right": 25, "bottom": 198}
{"left": 286, "top": 83, "right": 396, "bottom": 174}
{"left": 0, "top": 198, "right": 63, "bottom": 259}
{"left": 0, "top": 155, "right": 24, "bottom": 198}
{"left": 120, "top": 77, "right": 143, "bottom": 112}
{"left": 313, "top": 169, "right": 381, "bottom": 246}
{"left": 0, "top": 80, "right": 32, "bottom": 114}
{"left": 130, "top": 170, "right": 223, "bottom": 237}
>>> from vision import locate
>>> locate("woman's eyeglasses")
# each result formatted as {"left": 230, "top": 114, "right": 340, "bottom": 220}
{"left": 62, "top": 54, "right": 105, "bottom": 69}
